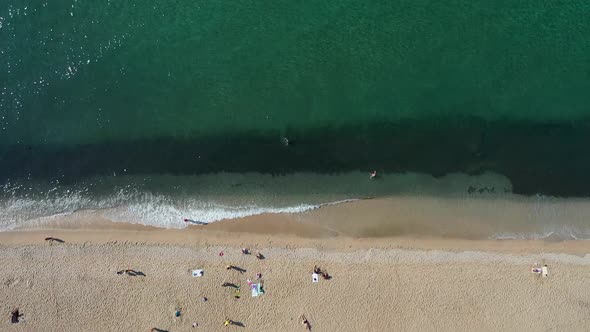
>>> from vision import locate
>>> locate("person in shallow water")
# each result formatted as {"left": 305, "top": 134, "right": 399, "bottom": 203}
{"left": 370, "top": 170, "right": 377, "bottom": 179}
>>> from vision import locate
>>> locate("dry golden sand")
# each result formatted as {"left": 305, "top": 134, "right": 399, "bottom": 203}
{"left": 2, "top": 197, "right": 590, "bottom": 331}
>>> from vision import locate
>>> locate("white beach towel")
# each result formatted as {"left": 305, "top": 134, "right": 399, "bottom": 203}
{"left": 542, "top": 266, "right": 548, "bottom": 277}
{"left": 192, "top": 269, "right": 203, "bottom": 277}
{"left": 251, "top": 284, "right": 259, "bottom": 297}
{"left": 312, "top": 273, "right": 319, "bottom": 283}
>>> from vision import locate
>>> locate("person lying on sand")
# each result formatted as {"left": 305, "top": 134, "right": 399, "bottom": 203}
{"left": 321, "top": 271, "right": 331, "bottom": 280}
{"left": 242, "top": 248, "right": 250, "bottom": 255}
{"left": 255, "top": 252, "right": 264, "bottom": 259}
{"left": 313, "top": 265, "right": 322, "bottom": 274}
{"left": 300, "top": 314, "right": 311, "bottom": 330}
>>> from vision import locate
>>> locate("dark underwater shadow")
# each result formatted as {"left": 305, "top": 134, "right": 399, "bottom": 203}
{"left": 2, "top": 116, "right": 590, "bottom": 196}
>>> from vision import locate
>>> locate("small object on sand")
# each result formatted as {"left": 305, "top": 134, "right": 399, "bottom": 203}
{"left": 542, "top": 265, "right": 549, "bottom": 277}
{"left": 175, "top": 308, "right": 182, "bottom": 317}
{"left": 202, "top": 297, "right": 207, "bottom": 302}
{"left": 312, "top": 273, "right": 319, "bottom": 283}
{"left": 192, "top": 269, "right": 204, "bottom": 277}
{"left": 192, "top": 322, "right": 198, "bottom": 327}
{"left": 226, "top": 265, "right": 234, "bottom": 270}
{"left": 234, "top": 288, "right": 241, "bottom": 299}
{"left": 219, "top": 251, "right": 224, "bottom": 257}
{"left": 256, "top": 272, "right": 262, "bottom": 279}
{"left": 224, "top": 318, "right": 232, "bottom": 326}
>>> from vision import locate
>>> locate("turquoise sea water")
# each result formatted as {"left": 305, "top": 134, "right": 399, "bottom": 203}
{"left": 1, "top": 1, "right": 590, "bottom": 235}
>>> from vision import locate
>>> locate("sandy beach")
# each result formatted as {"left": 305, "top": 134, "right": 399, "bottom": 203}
{"left": 2, "top": 198, "right": 590, "bottom": 331}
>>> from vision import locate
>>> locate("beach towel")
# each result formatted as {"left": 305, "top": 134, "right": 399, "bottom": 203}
{"left": 312, "top": 273, "right": 319, "bottom": 283}
{"left": 192, "top": 269, "right": 203, "bottom": 277}
{"left": 251, "top": 283, "right": 260, "bottom": 297}
{"left": 542, "top": 266, "right": 548, "bottom": 277}
{"left": 251, "top": 283, "right": 265, "bottom": 297}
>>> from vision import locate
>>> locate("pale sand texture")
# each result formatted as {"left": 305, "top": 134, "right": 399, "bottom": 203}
{"left": 3, "top": 195, "right": 590, "bottom": 331}
{"left": 2, "top": 231, "right": 590, "bottom": 331}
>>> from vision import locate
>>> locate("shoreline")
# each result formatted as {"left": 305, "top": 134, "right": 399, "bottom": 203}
{"left": 8, "top": 194, "right": 590, "bottom": 246}
{"left": 3, "top": 214, "right": 590, "bottom": 255}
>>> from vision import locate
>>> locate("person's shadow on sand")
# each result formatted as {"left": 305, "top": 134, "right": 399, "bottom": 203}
{"left": 228, "top": 266, "right": 247, "bottom": 273}
{"left": 116, "top": 269, "right": 146, "bottom": 277}
{"left": 230, "top": 320, "right": 245, "bottom": 327}
{"left": 44, "top": 237, "right": 65, "bottom": 244}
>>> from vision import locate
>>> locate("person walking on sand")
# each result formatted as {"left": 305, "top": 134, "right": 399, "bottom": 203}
{"left": 300, "top": 314, "right": 311, "bottom": 330}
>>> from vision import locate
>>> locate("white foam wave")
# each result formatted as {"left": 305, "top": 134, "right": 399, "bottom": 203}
{"left": 491, "top": 228, "right": 590, "bottom": 241}
{"left": 101, "top": 197, "right": 360, "bottom": 229}
{"left": 0, "top": 185, "right": 359, "bottom": 231}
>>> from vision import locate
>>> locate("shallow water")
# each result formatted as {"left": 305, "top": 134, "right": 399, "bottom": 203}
{"left": 1, "top": 1, "right": 590, "bottom": 235}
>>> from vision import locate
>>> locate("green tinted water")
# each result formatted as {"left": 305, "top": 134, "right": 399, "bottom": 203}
{"left": 1, "top": 0, "right": 589, "bottom": 145}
